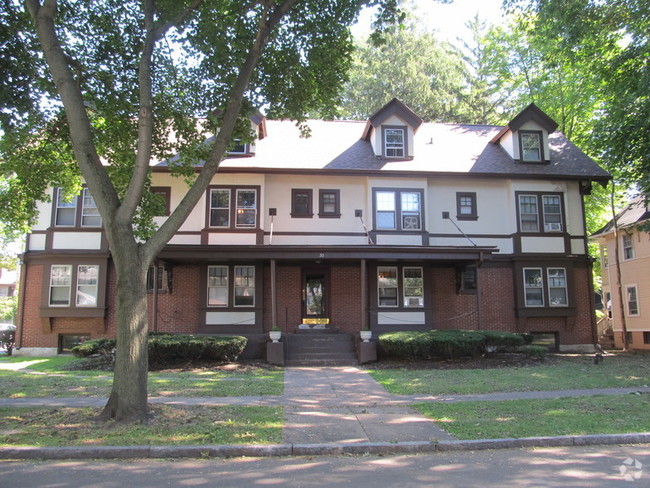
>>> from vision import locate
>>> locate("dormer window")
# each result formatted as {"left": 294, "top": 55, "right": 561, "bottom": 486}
{"left": 229, "top": 140, "right": 248, "bottom": 155}
{"left": 519, "top": 130, "right": 543, "bottom": 162}
{"left": 383, "top": 126, "right": 406, "bottom": 158}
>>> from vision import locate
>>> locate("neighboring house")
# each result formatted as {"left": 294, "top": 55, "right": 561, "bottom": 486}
{"left": 15, "top": 99, "right": 610, "bottom": 357}
{"left": 0, "top": 269, "right": 17, "bottom": 299}
{"left": 591, "top": 196, "right": 650, "bottom": 350}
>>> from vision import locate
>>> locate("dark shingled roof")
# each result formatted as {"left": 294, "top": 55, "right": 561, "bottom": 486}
{"left": 592, "top": 195, "right": 650, "bottom": 237}
{"left": 157, "top": 119, "right": 610, "bottom": 183}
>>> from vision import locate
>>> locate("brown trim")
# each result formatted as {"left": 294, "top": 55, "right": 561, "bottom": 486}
{"left": 151, "top": 186, "right": 171, "bottom": 216}
{"left": 37, "top": 256, "right": 109, "bottom": 320}
{"left": 159, "top": 244, "right": 496, "bottom": 263}
{"left": 290, "top": 188, "right": 313, "bottom": 218}
{"left": 456, "top": 192, "right": 478, "bottom": 221}
{"left": 263, "top": 231, "right": 366, "bottom": 237}
{"left": 372, "top": 187, "right": 425, "bottom": 232}
{"left": 513, "top": 259, "right": 576, "bottom": 318}
{"left": 152, "top": 165, "right": 611, "bottom": 186}
{"left": 318, "top": 189, "right": 341, "bottom": 218}
{"left": 205, "top": 185, "right": 261, "bottom": 230}
{"left": 515, "top": 191, "right": 566, "bottom": 235}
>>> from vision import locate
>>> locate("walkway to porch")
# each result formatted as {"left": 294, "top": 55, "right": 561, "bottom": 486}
{"left": 282, "top": 366, "right": 456, "bottom": 444}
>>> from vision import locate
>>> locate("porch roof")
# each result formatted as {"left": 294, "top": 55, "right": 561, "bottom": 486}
{"left": 158, "top": 244, "right": 497, "bottom": 263}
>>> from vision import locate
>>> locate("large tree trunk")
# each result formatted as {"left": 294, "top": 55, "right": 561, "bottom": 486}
{"left": 99, "top": 244, "right": 150, "bottom": 422}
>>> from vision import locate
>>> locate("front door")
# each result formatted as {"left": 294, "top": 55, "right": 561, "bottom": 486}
{"left": 303, "top": 269, "right": 328, "bottom": 318}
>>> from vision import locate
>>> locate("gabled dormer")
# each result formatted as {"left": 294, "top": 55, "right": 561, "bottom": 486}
{"left": 362, "top": 98, "right": 423, "bottom": 160}
{"left": 490, "top": 103, "right": 559, "bottom": 163}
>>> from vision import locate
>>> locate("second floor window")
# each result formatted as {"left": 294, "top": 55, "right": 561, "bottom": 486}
{"left": 208, "top": 187, "right": 258, "bottom": 229}
{"left": 319, "top": 189, "right": 340, "bottom": 218}
{"left": 622, "top": 234, "right": 634, "bottom": 260}
{"left": 517, "top": 193, "right": 563, "bottom": 233}
{"left": 375, "top": 189, "right": 422, "bottom": 231}
{"left": 291, "top": 189, "right": 313, "bottom": 218}
{"left": 54, "top": 187, "right": 101, "bottom": 228}
{"left": 456, "top": 192, "right": 478, "bottom": 220}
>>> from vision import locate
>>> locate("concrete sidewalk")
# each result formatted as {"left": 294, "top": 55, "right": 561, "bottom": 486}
{"left": 1, "top": 366, "right": 650, "bottom": 460}
{"left": 282, "top": 366, "right": 456, "bottom": 444}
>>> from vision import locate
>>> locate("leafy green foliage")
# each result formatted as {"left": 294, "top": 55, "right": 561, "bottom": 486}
{"left": 517, "top": 344, "right": 547, "bottom": 360}
{"left": 378, "top": 329, "right": 529, "bottom": 360}
{"left": 339, "top": 22, "right": 467, "bottom": 121}
{"left": 72, "top": 333, "right": 248, "bottom": 366}
{"left": 0, "top": 296, "right": 18, "bottom": 323}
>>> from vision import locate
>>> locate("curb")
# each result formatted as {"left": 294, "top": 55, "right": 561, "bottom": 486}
{"left": 2, "top": 433, "right": 650, "bottom": 460}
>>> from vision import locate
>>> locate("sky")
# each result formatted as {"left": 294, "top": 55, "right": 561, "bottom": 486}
{"left": 353, "top": 0, "right": 508, "bottom": 45}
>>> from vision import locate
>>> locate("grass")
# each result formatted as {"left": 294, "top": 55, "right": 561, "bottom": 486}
{"left": 0, "top": 356, "right": 284, "bottom": 398}
{"left": 413, "top": 394, "right": 650, "bottom": 440}
{"left": 368, "top": 354, "right": 650, "bottom": 395}
{"left": 0, "top": 405, "right": 283, "bottom": 447}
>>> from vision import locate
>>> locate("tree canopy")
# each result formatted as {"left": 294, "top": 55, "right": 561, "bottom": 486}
{"left": 0, "top": 0, "right": 403, "bottom": 421}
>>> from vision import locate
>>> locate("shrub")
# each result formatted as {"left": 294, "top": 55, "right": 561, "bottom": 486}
{"left": 0, "top": 329, "right": 15, "bottom": 356}
{"left": 379, "top": 330, "right": 486, "bottom": 360}
{"left": 518, "top": 345, "right": 547, "bottom": 360}
{"left": 72, "top": 334, "right": 247, "bottom": 367}
{"left": 71, "top": 338, "right": 116, "bottom": 358}
{"left": 481, "top": 331, "right": 526, "bottom": 351}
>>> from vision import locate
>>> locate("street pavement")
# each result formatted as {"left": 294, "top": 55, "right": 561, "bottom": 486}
{"left": 1, "top": 444, "right": 649, "bottom": 487}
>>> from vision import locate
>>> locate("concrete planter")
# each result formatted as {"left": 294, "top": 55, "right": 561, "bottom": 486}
{"left": 360, "top": 330, "right": 372, "bottom": 342}
{"left": 269, "top": 330, "right": 282, "bottom": 343}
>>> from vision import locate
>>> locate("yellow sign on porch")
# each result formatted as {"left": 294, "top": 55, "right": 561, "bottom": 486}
{"left": 302, "top": 318, "right": 330, "bottom": 325}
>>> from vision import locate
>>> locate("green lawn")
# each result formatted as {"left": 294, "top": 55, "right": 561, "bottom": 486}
{"left": 0, "top": 356, "right": 284, "bottom": 398}
{"left": 0, "top": 405, "right": 283, "bottom": 447}
{"left": 414, "top": 394, "right": 650, "bottom": 440}
{"left": 369, "top": 354, "right": 650, "bottom": 395}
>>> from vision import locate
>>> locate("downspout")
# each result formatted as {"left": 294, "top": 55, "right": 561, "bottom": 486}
{"left": 271, "top": 259, "right": 277, "bottom": 331}
{"left": 361, "top": 259, "right": 367, "bottom": 330}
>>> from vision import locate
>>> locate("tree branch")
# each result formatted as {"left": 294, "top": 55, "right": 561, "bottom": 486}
{"left": 116, "top": 0, "right": 156, "bottom": 224}
{"left": 144, "top": 0, "right": 301, "bottom": 260}
{"left": 152, "top": 0, "right": 204, "bottom": 41}
{"left": 24, "top": 0, "right": 120, "bottom": 227}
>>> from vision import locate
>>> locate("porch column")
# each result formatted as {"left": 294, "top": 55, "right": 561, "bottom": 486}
{"left": 271, "top": 259, "right": 278, "bottom": 330}
{"left": 361, "top": 259, "right": 368, "bottom": 330}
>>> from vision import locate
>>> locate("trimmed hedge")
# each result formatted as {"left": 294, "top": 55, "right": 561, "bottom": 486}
{"left": 378, "top": 330, "right": 533, "bottom": 360}
{"left": 71, "top": 334, "right": 247, "bottom": 366}
{"left": 518, "top": 344, "right": 548, "bottom": 360}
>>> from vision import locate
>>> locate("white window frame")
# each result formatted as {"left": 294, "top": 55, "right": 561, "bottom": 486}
{"left": 54, "top": 188, "right": 77, "bottom": 227}
{"left": 518, "top": 194, "right": 539, "bottom": 232}
{"left": 622, "top": 234, "right": 634, "bottom": 260}
{"left": 234, "top": 266, "right": 255, "bottom": 307}
{"left": 383, "top": 127, "right": 405, "bottom": 158}
{"left": 403, "top": 267, "right": 424, "bottom": 308}
{"left": 76, "top": 265, "right": 99, "bottom": 307}
{"left": 81, "top": 188, "right": 102, "bottom": 227}
{"left": 235, "top": 189, "right": 257, "bottom": 228}
{"left": 209, "top": 189, "right": 231, "bottom": 228}
{"left": 626, "top": 285, "right": 639, "bottom": 316}
{"left": 547, "top": 267, "right": 568, "bottom": 307}
{"left": 523, "top": 267, "right": 544, "bottom": 307}
{"left": 207, "top": 265, "right": 229, "bottom": 307}
{"left": 49, "top": 265, "right": 72, "bottom": 306}
{"left": 378, "top": 266, "right": 398, "bottom": 307}
{"left": 520, "top": 131, "right": 542, "bottom": 162}
{"left": 374, "top": 189, "right": 422, "bottom": 231}
{"left": 542, "top": 195, "right": 562, "bottom": 232}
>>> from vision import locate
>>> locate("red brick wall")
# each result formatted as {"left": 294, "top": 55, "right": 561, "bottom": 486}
{"left": 18, "top": 260, "right": 595, "bottom": 349}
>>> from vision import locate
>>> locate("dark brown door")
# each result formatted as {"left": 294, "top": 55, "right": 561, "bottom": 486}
{"left": 303, "top": 270, "right": 328, "bottom": 318}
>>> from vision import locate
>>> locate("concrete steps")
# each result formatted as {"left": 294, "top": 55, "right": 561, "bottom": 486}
{"left": 285, "top": 329, "right": 357, "bottom": 366}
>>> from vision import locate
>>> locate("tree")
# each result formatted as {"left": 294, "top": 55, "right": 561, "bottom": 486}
{"left": 1, "top": 0, "right": 401, "bottom": 422}
{"left": 339, "top": 21, "right": 467, "bottom": 121}
{"left": 506, "top": 0, "right": 650, "bottom": 197}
